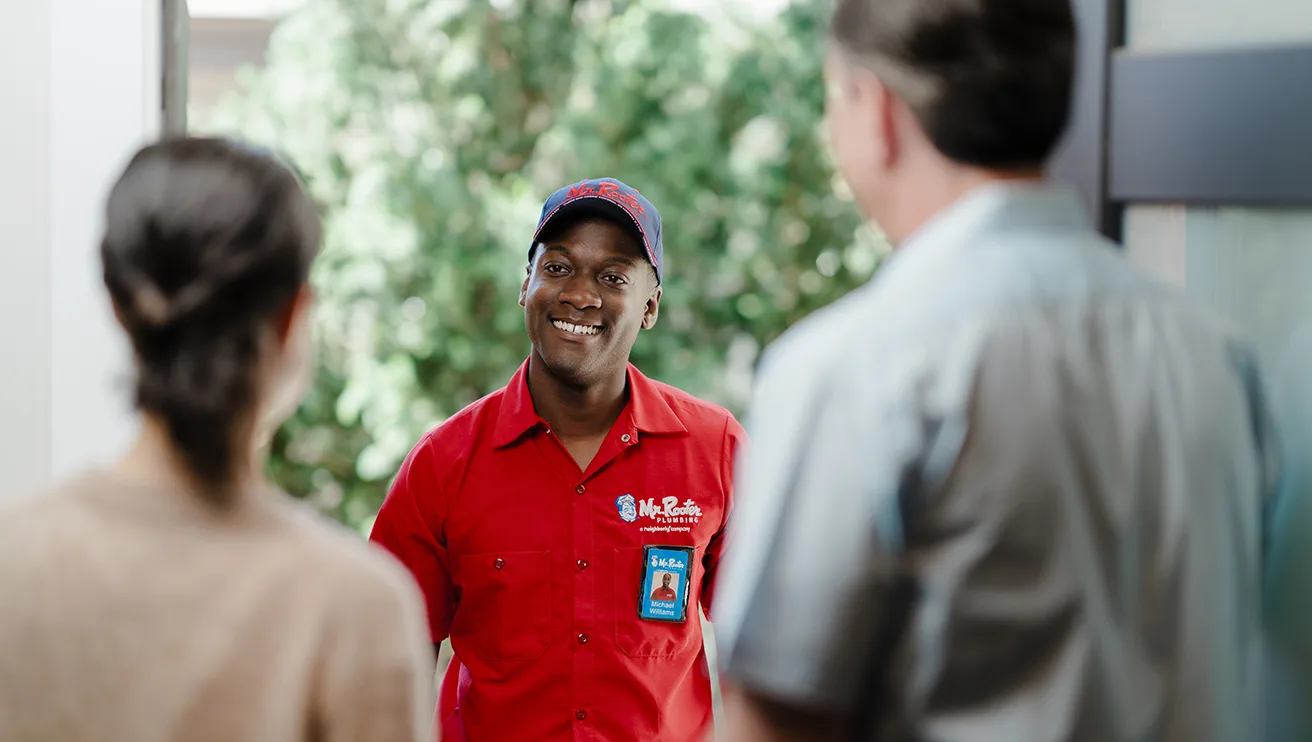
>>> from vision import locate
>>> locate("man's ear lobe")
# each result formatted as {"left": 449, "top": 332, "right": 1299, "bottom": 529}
{"left": 641, "top": 287, "right": 661, "bottom": 330}
{"left": 875, "top": 79, "right": 903, "bottom": 169}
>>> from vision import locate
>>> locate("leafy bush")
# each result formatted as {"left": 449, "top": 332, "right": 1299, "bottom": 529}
{"left": 205, "top": 0, "right": 884, "bottom": 532}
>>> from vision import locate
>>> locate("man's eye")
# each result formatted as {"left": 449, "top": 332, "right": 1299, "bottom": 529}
{"left": 545, "top": 264, "right": 568, "bottom": 274}
{"left": 602, "top": 274, "right": 627, "bottom": 285}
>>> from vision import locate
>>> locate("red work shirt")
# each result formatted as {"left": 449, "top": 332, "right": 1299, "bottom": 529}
{"left": 650, "top": 586, "right": 678, "bottom": 602}
{"left": 370, "top": 360, "right": 745, "bottom": 742}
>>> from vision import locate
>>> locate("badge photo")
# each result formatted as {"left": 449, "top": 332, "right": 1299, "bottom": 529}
{"left": 638, "top": 545, "right": 693, "bottom": 623}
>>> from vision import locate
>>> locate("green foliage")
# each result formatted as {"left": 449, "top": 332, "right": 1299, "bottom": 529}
{"left": 205, "top": 0, "right": 884, "bottom": 532}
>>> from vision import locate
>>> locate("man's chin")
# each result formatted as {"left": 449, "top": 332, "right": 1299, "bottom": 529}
{"left": 535, "top": 351, "right": 599, "bottom": 388}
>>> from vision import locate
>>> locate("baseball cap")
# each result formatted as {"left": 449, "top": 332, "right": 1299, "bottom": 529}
{"left": 531, "top": 177, "right": 664, "bottom": 283}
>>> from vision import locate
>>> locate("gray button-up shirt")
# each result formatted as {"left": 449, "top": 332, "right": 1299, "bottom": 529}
{"left": 715, "top": 183, "right": 1279, "bottom": 742}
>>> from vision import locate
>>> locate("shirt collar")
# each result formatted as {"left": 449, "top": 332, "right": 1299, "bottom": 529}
{"left": 876, "top": 180, "right": 1087, "bottom": 284}
{"left": 493, "top": 361, "right": 541, "bottom": 448}
{"left": 626, "top": 364, "right": 688, "bottom": 436}
{"left": 492, "top": 359, "right": 687, "bottom": 448}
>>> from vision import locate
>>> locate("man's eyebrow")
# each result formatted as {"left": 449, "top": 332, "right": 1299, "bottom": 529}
{"left": 539, "top": 244, "right": 640, "bottom": 269}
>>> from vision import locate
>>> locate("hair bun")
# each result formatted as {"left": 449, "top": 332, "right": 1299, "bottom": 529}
{"left": 100, "top": 136, "right": 321, "bottom": 497}
{"left": 133, "top": 282, "right": 173, "bottom": 326}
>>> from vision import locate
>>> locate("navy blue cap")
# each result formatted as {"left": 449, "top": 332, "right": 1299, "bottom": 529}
{"left": 531, "top": 177, "right": 663, "bottom": 283}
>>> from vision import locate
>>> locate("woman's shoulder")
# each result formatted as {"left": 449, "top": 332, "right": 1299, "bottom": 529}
{"left": 0, "top": 473, "right": 106, "bottom": 549}
{"left": 267, "top": 495, "right": 425, "bottom": 612}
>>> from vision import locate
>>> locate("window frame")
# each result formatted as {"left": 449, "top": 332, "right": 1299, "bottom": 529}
{"left": 1048, "top": 0, "right": 1312, "bottom": 241}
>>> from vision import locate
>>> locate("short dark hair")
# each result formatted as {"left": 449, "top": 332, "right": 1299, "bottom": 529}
{"left": 101, "top": 137, "right": 321, "bottom": 500}
{"left": 830, "top": 0, "right": 1076, "bottom": 169}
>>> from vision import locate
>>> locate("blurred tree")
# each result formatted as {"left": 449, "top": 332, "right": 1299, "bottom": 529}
{"left": 205, "top": 0, "right": 884, "bottom": 532}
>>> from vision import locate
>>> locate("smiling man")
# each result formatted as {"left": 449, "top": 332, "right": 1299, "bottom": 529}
{"left": 370, "top": 178, "right": 745, "bottom": 742}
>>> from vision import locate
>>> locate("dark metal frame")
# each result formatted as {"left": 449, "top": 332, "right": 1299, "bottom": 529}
{"left": 1049, "top": 0, "right": 1124, "bottom": 238}
{"left": 161, "top": 0, "right": 189, "bottom": 135}
{"left": 1048, "top": 0, "right": 1312, "bottom": 241}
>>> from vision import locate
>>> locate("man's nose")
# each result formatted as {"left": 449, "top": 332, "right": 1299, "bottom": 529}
{"left": 559, "top": 274, "right": 602, "bottom": 310}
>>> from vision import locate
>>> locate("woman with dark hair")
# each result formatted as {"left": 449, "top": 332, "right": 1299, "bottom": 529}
{"left": 0, "top": 137, "right": 433, "bottom": 742}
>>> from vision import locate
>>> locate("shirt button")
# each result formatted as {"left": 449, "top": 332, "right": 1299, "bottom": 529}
{"left": 576, "top": 710, "right": 587, "bottom": 721}
{"left": 577, "top": 559, "right": 588, "bottom": 570}
{"left": 621, "top": 433, "right": 631, "bottom": 443}
{"left": 493, "top": 558, "right": 504, "bottom": 570}
{"left": 577, "top": 633, "right": 588, "bottom": 645}
{"left": 576, "top": 485, "right": 585, "bottom": 495}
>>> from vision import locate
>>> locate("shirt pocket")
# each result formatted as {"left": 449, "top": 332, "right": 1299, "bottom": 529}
{"left": 612, "top": 546, "right": 700, "bottom": 658}
{"left": 451, "top": 550, "right": 555, "bottom": 661}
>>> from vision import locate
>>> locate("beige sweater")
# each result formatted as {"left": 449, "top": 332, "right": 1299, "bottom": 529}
{"left": 0, "top": 469, "right": 433, "bottom": 742}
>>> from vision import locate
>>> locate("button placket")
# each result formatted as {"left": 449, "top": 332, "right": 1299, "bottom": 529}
{"left": 569, "top": 472, "right": 594, "bottom": 723}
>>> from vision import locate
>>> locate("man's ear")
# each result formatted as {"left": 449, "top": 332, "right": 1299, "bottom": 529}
{"left": 867, "top": 73, "right": 900, "bottom": 170}
{"left": 641, "top": 285, "right": 661, "bottom": 330}
{"left": 519, "top": 269, "right": 530, "bottom": 308}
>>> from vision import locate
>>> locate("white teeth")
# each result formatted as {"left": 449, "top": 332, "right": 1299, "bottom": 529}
{"left": 553, "top": 320, "right": 599, "bottom": 336}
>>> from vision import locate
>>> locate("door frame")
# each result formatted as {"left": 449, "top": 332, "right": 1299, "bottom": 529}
{"left": 1048, "top": 0, "right": 1312, "bottom": 241}
{"left": 161, "top": 0, "right": 189, "bottom": 135}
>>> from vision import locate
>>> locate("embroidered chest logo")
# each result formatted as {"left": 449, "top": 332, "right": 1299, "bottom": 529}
{"left": 615, "top": 494, "right": 638, "bottom": 523}
{"left": 617, "top": 495, "right": 704, "bottom": 534}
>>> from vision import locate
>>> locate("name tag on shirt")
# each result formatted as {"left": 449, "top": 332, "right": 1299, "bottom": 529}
{"left": 639, "top": 545, "right": 693, "bottom": 623}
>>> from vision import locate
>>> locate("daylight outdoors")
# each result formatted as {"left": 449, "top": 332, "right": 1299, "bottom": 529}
{"left": 193, "top": 0, "right": 887, "bottom": 533}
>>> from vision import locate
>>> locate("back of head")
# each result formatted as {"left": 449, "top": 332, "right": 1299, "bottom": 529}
{"left": 830, "top": 0, "right": 1076, "bottom": 169}
{"left": 101, "top": 137, "right": 321, "bottom": 499}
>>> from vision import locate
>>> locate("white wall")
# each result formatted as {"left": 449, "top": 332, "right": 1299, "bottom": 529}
{"left": 0, "top": 1, "right": 54, "bottom": 497}
{"left": 1125, "top": 0, "right": 1312, "bottom": 52}
{"left": 0, "top": 0, "right": 158, "bottom": 498}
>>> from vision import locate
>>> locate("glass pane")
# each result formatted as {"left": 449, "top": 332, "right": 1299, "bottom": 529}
{"left": 1125, "top": 204, "right": 1312, "bottom": 379}
{"left": 1123, "top": 205, "right": 1186, "bottom": 288}
{"left": 1125, "top": 0, "right": 1312, "bottom": 52}
{"left": 186, "top": 7, "right": 284, "bottom": 130}
{"left": 1182, "top": 209, "right": 1312, "bottom": 366}
{"left": 1127, "top": 204, "right": 1312, "bottom": 742}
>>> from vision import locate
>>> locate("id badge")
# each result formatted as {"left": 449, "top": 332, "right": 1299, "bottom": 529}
{"left": 638, "top": 545, "right": 693, "bottom": 623}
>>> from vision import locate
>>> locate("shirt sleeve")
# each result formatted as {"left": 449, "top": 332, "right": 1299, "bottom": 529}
{"left": 369, "top": 435, "right": 456, "bottom": 644}
{"left": 700, "top": 412, "right": 747, "bottom": 621}
{"left": 315, "top": 559, "right": 435, "bottom": 742}
{"left": 712, "top": 337, "right": 929, "bottom": 713}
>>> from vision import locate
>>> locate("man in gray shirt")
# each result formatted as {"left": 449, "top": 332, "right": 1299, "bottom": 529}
{"left": 713, "top": 1, "right": 1280, "bottom": 740}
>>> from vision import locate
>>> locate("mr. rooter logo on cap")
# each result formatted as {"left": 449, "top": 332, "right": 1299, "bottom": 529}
{"left": 533, "top": 177, "right": 665, "bottom": 283}
{"left": 565, "top": 180, "right": 647, "bottom": 216}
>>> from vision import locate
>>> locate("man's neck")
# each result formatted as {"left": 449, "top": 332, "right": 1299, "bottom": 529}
{"left": 873, "top": 167, "right": 1045, "bottom": 246}
{"left": 527, "top": 352, "right": 629, "bottom": 440}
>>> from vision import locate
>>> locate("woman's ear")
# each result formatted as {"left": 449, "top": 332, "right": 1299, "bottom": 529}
{"left": 274, "top": 284, "right": 315, "bottom": 345}
{"left": 111, "top": 300, "right": 129, "bottom": 331}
